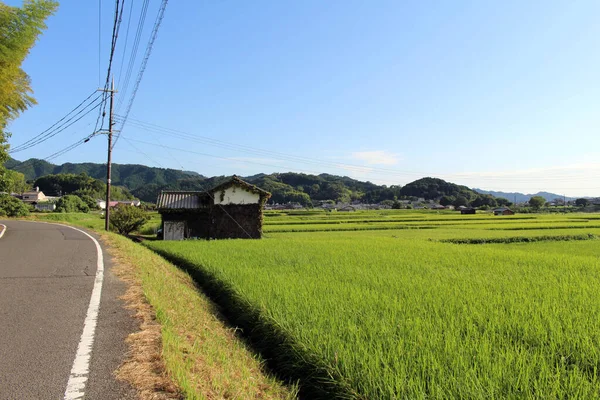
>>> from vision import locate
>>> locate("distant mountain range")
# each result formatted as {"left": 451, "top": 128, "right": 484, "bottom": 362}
{"left": 6, "top": 158, "right": 203, "bottom": 190}
{"left": 474, "top": 189, "right": 577, "bottom": 203}
{"left": 7, "top": 157, "right": 584, "bottom": 205}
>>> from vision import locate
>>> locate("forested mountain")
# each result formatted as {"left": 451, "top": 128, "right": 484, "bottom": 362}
{"left": 33, "top": 173, "right": 134, "bottom": 201}
{"left": 399, "top": 177, "right": 479, "bottom": 200}
{"left": 6, "top": 158, "right": 202, "bottom": 189}
{"left": 474, "top": 189, "right": 576, "bottom": 203}
{"left": 7, "top": 158, "right": 520, "bottom": 207}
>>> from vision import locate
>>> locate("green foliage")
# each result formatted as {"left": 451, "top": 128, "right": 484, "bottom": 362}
{"left": 453, "top": 195, "right": 469, "bottom": 208}
{"left": 528, "top": 195, "right": 546, "bottom": 209}
{"left": 0, "top": 0, "right": 57, "bottom": 164}
{"left": 400, "top": 177, "right": 477, "bottom": 200}
{"left": 575, "top": 198, "right": 590, "bottom": 207}
{"left": 77, "top": 194, "right": 98, "bottom": 210}
{"left": 8, "top": 157, "right": 202, "bottom": 188}
{"left": 55, "top": 194, "right": 89, "bottom": 213}
{"left": 33, "top": 172, "right": 134, "bottom": 201}
{"left": 0, "top": 193, "right": 29, "bottom": 216}
{"left": 146, "top": 212, "right": 600, "bottom": 398}
{"left": 471, "top": 194, "right": 497, "bottom": 208}
{"left": 109, "top": 205, "right": 149, "bottom": 235}
{"left": 496, "top": 197, "right": 512, "bottom": 207}
{"left": 439, "top": 195, "right": 455, "bottom": 206}
{"left": 0, "top": 168, "right": 29, "bottom": 193}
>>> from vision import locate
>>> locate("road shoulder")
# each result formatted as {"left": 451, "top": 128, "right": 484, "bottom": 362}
{"left": 83, "top": 230, "right": 139, "bottom": 400}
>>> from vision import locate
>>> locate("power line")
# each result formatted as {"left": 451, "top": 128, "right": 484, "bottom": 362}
{"left": 116, "top": 0, "right": 136, "bottom": 88}
{"left": 116, "top": 0, "right": 150, "bottom": 111}
{"left": 121, "top": 135, "right": 165, "bottom": 167}
{"left": 113, "top": 0, "right": 168, "bottom": 149}
{"left": 119, "top": 117, "right": 596, "bottom": 185}
{"left": 45, "top": 137, "right": 91, "bottom": 162}
{"left": 97, "top": 0, "right": 126, "bottom": 132}
{"left": 10, "top": 96, "right": 103, "bottom": 154}
{"left": 10, "top": 91, "right": 98, "bottom": 151}
{"left": 98, "top": 0, "right": 102, "bottom": 86}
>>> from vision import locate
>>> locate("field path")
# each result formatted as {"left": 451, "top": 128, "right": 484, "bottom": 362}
{"left": 0, "top": 220, "right": 137, "bottom": 400}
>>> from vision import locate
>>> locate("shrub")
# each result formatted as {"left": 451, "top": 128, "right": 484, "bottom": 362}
{"left": 109, "top": 205, "right": 149, "bottom": 235}
{"left": 0, "top": 194, "right": 30, "bottom": 217}
{"left": 77, "top": 194, "right": 99, "bottom": 210}
{"left": 55, "top": 195, "right": 89, "bottom": 213}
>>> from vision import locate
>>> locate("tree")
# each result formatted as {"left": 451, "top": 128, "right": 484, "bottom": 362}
{"left": 77, "top": 194, "right": 98, "bottom": 210}
{"left": 453, "top": 195, "right": 469, "bottom": 208}
{"left": 0, "top": 1, "right": 58, "bottom": 179}
{"left": 55, "top": 195, "right": 89, "bottom": 213}
{"left": 439, "top": 195, "right": 456, "bottom": 206}
{"left": 0, "top": 194, "right": 29, "bottom": 216}
{"left": 528, "top": 196, "right": 545, "bottom": 209}
{"left": 0, "top": 169, "right": 29, "bottom": 193}
{"left": 575, "top": 198, "right": 590, "bottom": 207}
{"left": 496, "top": 197, "right": 512, "bottom": 207}
{"left": 471, "top": 194, "right": 497, "bottom": 208}
{"left": 110, "top": 205, "right": 149, "bottom": 235}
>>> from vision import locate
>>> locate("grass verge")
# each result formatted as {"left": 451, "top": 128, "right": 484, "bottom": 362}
{"left": 99, "top": 232, "right": 297, "bottom": 400}
{"left": 17, "top": 216, "right": 297, "bottom": 400}
{"left": 145, "top": 245, "right": 358, "bottom": 399}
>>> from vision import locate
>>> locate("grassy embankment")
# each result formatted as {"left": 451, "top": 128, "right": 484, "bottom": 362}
{"left": 20, "top": 212, "right": 296, "bottom": 400}
{"left": 146, "top": 212, "right": 600, "bottom": 399}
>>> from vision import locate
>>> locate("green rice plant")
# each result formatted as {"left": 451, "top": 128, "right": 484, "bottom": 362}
{"left": 441, "top": 233, "right": 598, "bottom": 244}
{"left": 146, "top": 219, "right": 600, "bottom": 399}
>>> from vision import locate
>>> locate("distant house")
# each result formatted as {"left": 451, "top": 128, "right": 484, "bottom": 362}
{"left": 21, "top": 187, "right": 47, "bottom": 204}
{"left": 97, "top": 200, "right": 141, "bottom": 209}
{"left": 157, "top": 176, "right": 271, "bottom": 241}
{"left": 338, "top": 205, "right": 356, "bottom": 212}
{"left": 493, "top": 207, "right": 515, "bottom": 216}
{"left": 430, "top": 204, "right": 446, "bottom": 210}
{"left": 460, "top": 208, "right": 476, "bottom": 215}
{"left": 35, "top": 203, "right": 56, "bottom": 212}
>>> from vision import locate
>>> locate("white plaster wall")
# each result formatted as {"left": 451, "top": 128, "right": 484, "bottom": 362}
{"left": 213, "top": 186, "right": 260, "bottom": 205}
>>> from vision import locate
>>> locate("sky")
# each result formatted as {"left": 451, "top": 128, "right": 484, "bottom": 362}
{"left": 5, "top": 0, "right": 600, "bottom": 197}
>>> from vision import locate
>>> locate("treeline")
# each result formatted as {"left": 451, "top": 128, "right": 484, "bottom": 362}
{"left": 6, "top": 158, "right": 516, "bottom": 207}
{"left": 33, "top": 173, "right": 135, "bottom": 201}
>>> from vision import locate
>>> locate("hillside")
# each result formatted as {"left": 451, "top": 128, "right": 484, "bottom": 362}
{"left": 399, "top": 177, "right": 479, "bottom": 200}
{"left": 6, "top": 158, "right": 203, "bottom": 190}
{"left": 474, "top": 189, "right": 576, "bottom": 203}
{"left": 6, "top": 158, "right": 542, "bottom": 207}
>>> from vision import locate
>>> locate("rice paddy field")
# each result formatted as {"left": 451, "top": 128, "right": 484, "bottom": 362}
{"left": 145, "top": 210, "right": 600, "bottom": 399}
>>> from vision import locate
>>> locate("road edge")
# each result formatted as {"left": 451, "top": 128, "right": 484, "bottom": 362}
{"left": 60, "top": 224, "right": 105, "bottom": 400}
{"left": 0, "top": 224, "right": 6, "bottom": 239}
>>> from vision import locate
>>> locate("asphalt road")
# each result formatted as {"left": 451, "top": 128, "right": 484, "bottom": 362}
{"left": 0, "top": 220, "right": 137, "bottom": 400}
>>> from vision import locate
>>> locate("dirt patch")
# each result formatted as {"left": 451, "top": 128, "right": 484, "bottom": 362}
{"left": 104, "top": 236, "right": 182, "bottom": 400}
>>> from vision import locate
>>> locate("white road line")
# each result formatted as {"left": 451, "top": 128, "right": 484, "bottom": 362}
{"left": 0, "top": 224, "right": 6, "bottom": 239}
{"left": 58, "top": 225, "right": 105, "bottom": 400}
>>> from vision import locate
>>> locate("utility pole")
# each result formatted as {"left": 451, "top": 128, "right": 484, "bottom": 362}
{"left": 98, "top": 78, "right": 117, "bottom": 231}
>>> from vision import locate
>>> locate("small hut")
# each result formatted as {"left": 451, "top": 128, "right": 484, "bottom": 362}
{"left": 157, "top": 176, "right": 271, "bottom": 240}
{"left": 493, "top": 207, "right": 515, "bottom": 216}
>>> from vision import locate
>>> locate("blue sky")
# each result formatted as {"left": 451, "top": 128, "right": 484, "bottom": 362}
{"left": 6, "top": 0, "right": 600, "bottom": 196}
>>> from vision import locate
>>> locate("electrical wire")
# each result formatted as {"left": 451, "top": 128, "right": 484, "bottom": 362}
{"left": 10, "top": 97, "right": 103, "bottom": 154}
{"left": 10, "top": 91, "right": 99, "bottom": 152}
{"left": 116, "top": 0, "right": 150, "bottom": 112}
{"left": 113, "top": 0, "right": 168, "bottom": 149}
{"left": 97, "top": 0, "right": 126, "bottom": 132}
{"left": 116, "top": 0, "right": 136, "bottom": 88}
{"left": 118, "top": 117, "right": 597, "bottom": 185}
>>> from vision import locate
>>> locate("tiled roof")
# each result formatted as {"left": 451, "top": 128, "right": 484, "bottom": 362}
{"left": 157, "top": 191, "right": 209, "bottom": 209}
